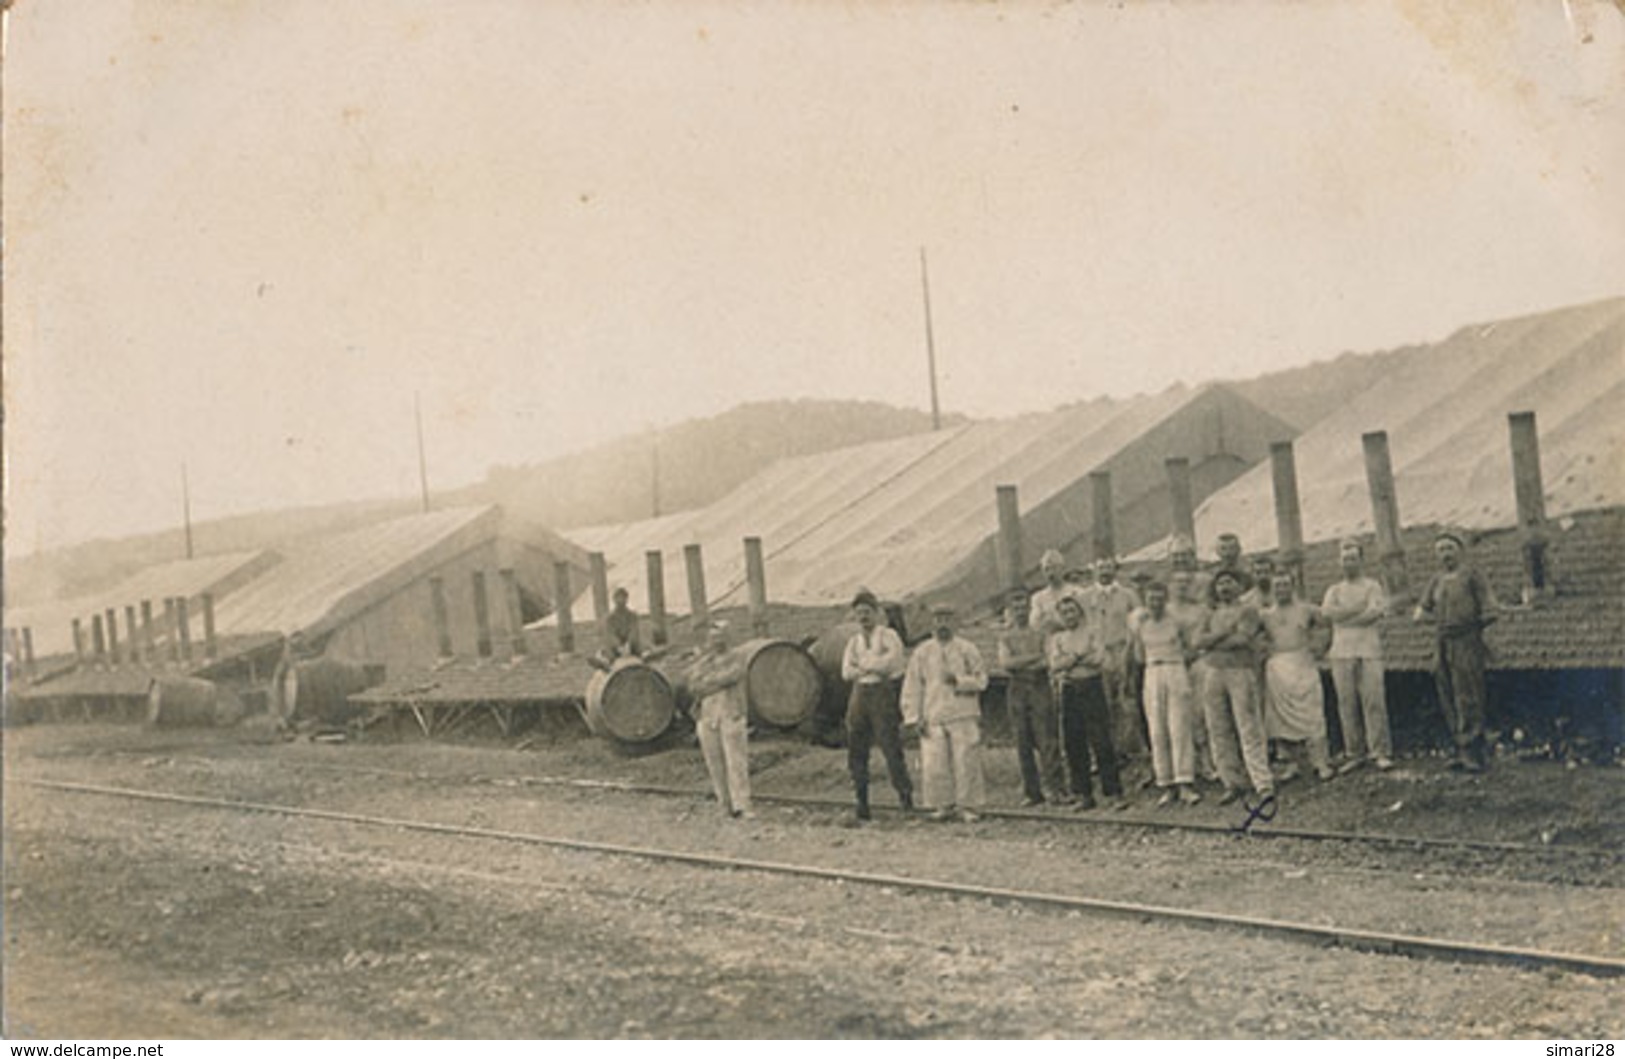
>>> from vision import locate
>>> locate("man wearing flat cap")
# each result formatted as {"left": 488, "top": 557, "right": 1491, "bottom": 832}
{"left": 840, "top": 588, "right": 913, "bottom": 822}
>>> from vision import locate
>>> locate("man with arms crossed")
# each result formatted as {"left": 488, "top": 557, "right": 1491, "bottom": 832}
{"left": 841, "top": 589, "right": 914, "bottom": 822}
{"left": 1322, "top": 539, "right": 1392, "bottom": 773}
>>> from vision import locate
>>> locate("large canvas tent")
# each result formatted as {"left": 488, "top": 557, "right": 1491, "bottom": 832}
{"left": 566, "top": 383, "right": 1294, "bottom": 619}
{"left": 1162, "top": 296, "right": 1624, "bottom": 558}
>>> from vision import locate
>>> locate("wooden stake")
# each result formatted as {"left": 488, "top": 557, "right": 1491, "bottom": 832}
{"left": 176, "top": 598, "right": 192, "bottom": 663}
{"left": 1362, "top": 431, "right": 1410, "bottom": 599}
{"left": 684, "top": 543, "right": 710, "bottom": 636}
{"left": 646, "top": 551, "right": 669, "bottom": 647}
{"left": 744, "top": 537, "right": 769, "bottom": 636}
{"left": 1508, "top": 411, "right": 1551, "bottom": 597}
{"left": 1090, "top": 471, "right": 1115, "bottom": 562}
{"left": 1269, "top": 441, "right": 1306, "bottom": 592}
{"left": 429, "top": 577, "right": 453, "bottom": 659}
{"left": 995, "top": 484, "right": 1023, "bottom": 592}
{"left": 500, "top": 568, "right": 527, "bottom": 658}
{"left": 471, "top": 571, "right": 494, "bottom": 658}
{"left": 589, "top": 552, "right": 611, "bottom": 652}
{"left": 1165, "top": 457, "right": 1196, "bottom": 544}
{"left": 552, "top": 561, "right": 576, "bottom": 655}
{"left": 201, "top": 593, "right": 217, "bottom": 660}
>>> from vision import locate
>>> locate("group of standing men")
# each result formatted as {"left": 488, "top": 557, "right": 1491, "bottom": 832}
{"left": 678, "top": 525, "right": 1504, "bottom": 824}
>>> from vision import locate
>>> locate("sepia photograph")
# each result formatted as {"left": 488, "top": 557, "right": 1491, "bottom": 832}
{"left": 3, "top": 0, "right": 1622, "bottom": 1042}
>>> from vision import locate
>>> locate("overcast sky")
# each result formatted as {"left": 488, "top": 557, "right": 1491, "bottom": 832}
{"left": 5, "top": 0, "right": 1622, "bottom": 555}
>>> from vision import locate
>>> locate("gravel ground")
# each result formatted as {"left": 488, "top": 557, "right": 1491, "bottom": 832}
{"left": 4, "top": 721, "right": 1622, "bottom": 1038}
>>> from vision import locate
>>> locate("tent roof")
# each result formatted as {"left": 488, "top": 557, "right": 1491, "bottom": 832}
{"left": 1160, "top": 297, "right": 1625, "bottom": 558}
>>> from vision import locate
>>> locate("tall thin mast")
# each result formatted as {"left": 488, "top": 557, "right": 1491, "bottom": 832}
{"left": 415, "top": 392, "right": 431, "bottom": 513}
{"left": 181, "top": 462, "right": 194, "bottom": 559}
{"left": 919, "top": 247, "right": 942, "bottom": 431}
{"left": 651, "top": 433, "right": 662, "bottom": 519}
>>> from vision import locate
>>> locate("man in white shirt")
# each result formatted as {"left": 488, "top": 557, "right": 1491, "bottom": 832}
{"left": 901, "top": 602, "right": 989, "bottom": 822}
{"left": 840, "top": 589, "right": 913, "bottom": 822}
{"left": 1322, "top": 539, "right": 1392, "bottom": 772}
{"left": 686, "top": 620, "right": 752, "bottom": 818}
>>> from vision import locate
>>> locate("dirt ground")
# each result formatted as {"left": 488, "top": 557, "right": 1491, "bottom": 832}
{"left": 3, "top": 718, "right": 1621, "bottom": 1039}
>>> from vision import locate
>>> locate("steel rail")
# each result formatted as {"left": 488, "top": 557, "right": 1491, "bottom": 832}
{"left": 86, "top": 750, "right": 1621, "bottom": 860}
{"left": 22, "top": 777, "right": 1625, "bottom": 980}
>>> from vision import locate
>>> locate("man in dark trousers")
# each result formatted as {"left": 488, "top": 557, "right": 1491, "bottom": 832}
{"left": 1047, "top": 595, "right": 1127, "bottom": 811}
{"left": 840, "top": 589, "right": 913, "bottom": 823}
{"left": 1414, "top": 530, "right": 1510, "bottom": 772}
{"left": 997, "top": 586, "right": 1066, "bottom": 806}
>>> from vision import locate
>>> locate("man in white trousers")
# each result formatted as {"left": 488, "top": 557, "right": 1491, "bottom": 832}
{"left": 686, "top": 620, "right": 753, "bottom": 819}
{"left": 901, "top": 602, "right": 989, "bottom": 822}
{"left": 1322, "top": 539, "right": 1393, "bottom": 773}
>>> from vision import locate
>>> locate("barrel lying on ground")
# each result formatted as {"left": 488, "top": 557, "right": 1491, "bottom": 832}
{"left": 147, "top": 676, "right": 245, "bottom": 727}
{"left": 738, "top": 638, "right": 822, "bottom": 729}
{"left": 585, "top": 659, "right": 675, "bottom": 744}
{"left": 274, "top": 658, "right": 374, "bottom": 728}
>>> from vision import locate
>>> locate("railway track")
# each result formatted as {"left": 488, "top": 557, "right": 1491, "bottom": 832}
{"left": 21, "top": 777, "right": 1625, "bottom": 981}
{"left": 113, "top": 750, "right": 1619, "bottom": 862}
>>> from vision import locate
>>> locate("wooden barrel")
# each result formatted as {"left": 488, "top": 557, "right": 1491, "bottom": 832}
{"left": 147, "top": 676, "right": 244, "bottom": 727}
{"left": 807, "top": 621, "right": 860, "bottom": 684}
{"left": 739, "top": 638, "right": 822, "bottom": 729}
{"left": 273, "top": 657, "right": 374, "bottom": 727}
{"left": 584, "top": 658, "right": 675, "bottom": 744}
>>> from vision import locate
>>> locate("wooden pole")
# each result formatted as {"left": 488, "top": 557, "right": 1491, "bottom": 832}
{"left": 1089, "top": 471, "right": 1116, "bottom": 563}
{"left": 125, "top": 605, "right": 141, "bottom": 664}
{"left": 428, "top": 577, "right": 453, "bottom": 659}
{"left": 163, "top": 599, "right": 180, "bottom": 663}
{"left": 995, "top": 484, "right": 1023, "bottom": 592}
{"left": 646, "top": 551, "right": 669, "bottom": 647}
{"left": 920, "top": 247, "right": 942, "bottom": 431}
{"left": 684, "top": 543, "right": 710, "bottom": 637}
{"left": 140, "top": 600, "right": 156, "bottom": 665}
{"left": 744, "top": 537, "right": 769, "bottom": 636}
{"left": 588, "top": 552, "right": 611, "bottom": 652}
{"left": 201, "top": 594, "right": 217, "bottom": 661}
{"left": 500, "top": 568, "right": 527, "bottom": 658}
{"left": 1165, "top": 457, "right": 1196, "bottom": 544}
{"left": 1508, "top": 411, "right": 1550, "bottom": 598}
{"left": 104, "top": 608, "right": 121, "bottom": 666}
{"left": 1362, "top": 431, "right": 1410, "bottom": 599}
{"left": 1269, "top": 441, "right": 1306, "bottom": 593}
{"left": 175, "top": 597, "right": 192, "bottom": 663}
{"left": 471, "top": 571, "right": 494, "bottom": 658}
{"left": 552, "top": 561, "right": 576, "bottom": 655}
